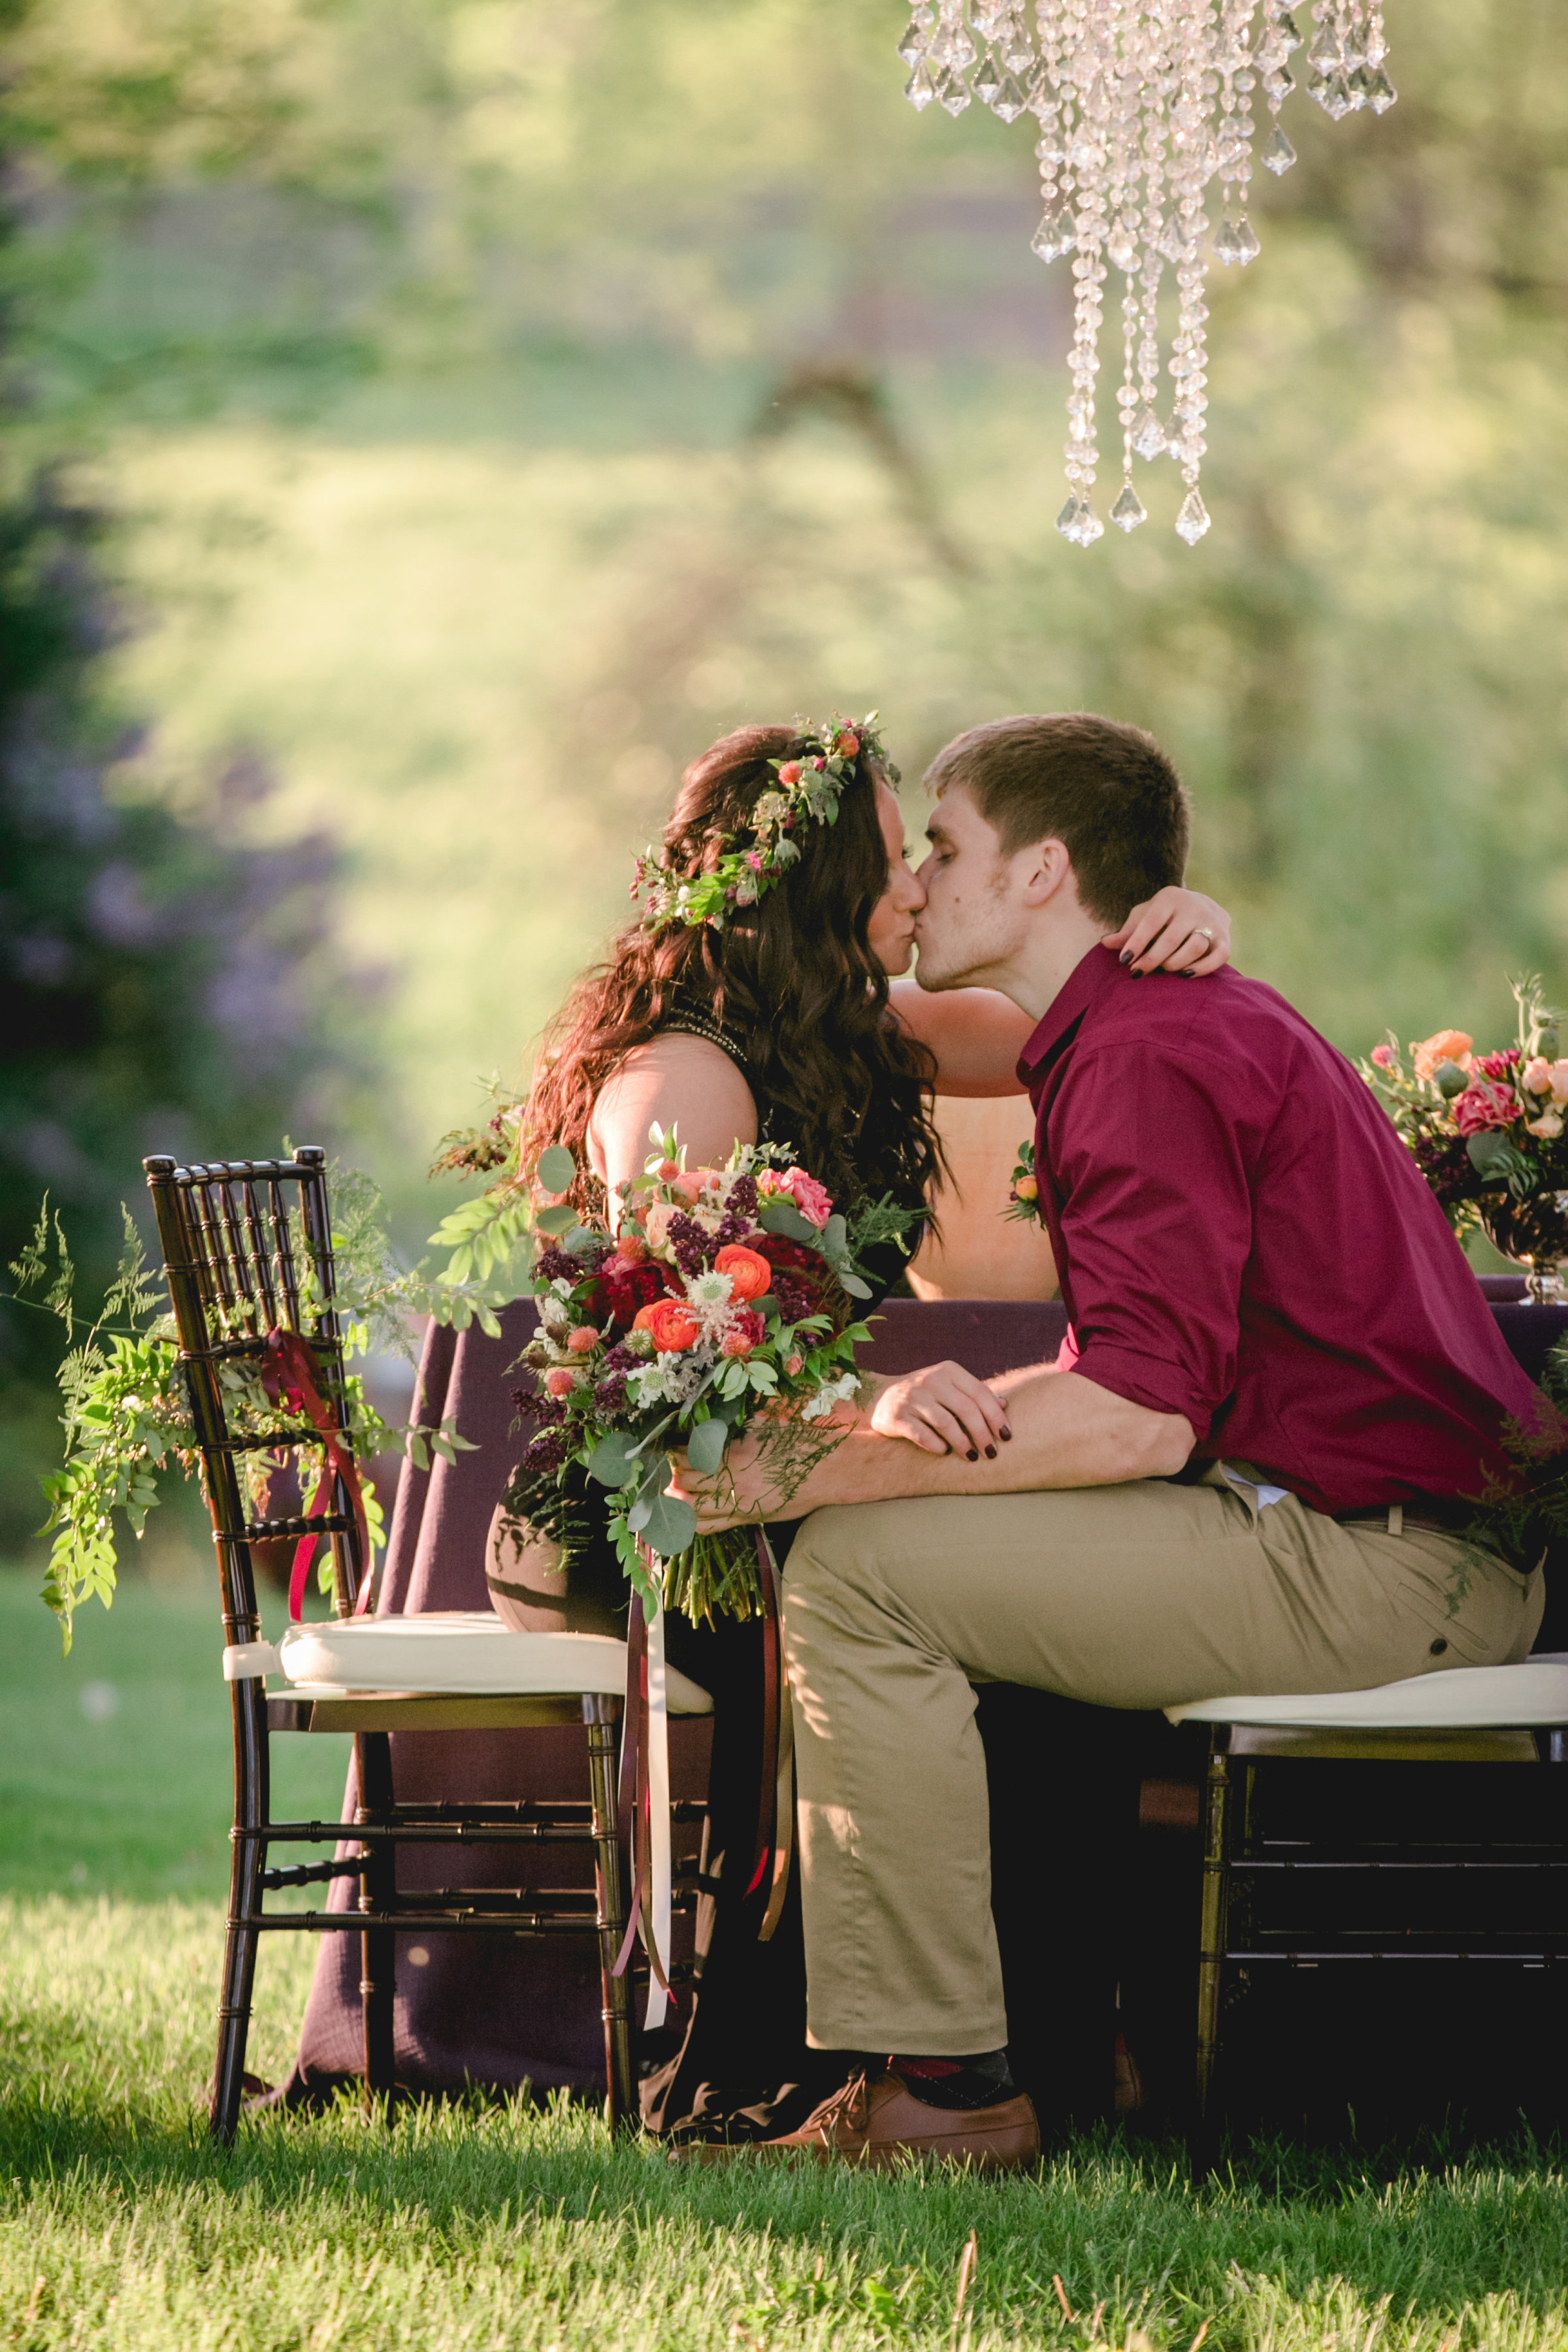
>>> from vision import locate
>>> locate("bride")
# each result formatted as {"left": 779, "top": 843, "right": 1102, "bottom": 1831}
{"left": 508, "top": 713, "right": 1230, "bottom": 2138}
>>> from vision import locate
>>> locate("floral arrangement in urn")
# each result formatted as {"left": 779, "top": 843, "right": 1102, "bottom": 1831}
{"left": 1358, "top": 977, "right": 1568, "bottom": 1299}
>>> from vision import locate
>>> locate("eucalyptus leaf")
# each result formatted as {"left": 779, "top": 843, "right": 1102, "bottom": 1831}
{"left": 685, "top": 1416, "right": 728, "bottom": 1475}
{"left": 1466, "top": 1131, "right": 1516, "bottom": 1177}
{"left": 640, "top": 1488, "right": 698, "bottom": 1559}
{"left": 534, "top": 1203, "right": 578, "bottom": 1235}
{"left": 587, "top": 1431, "right": 642, "bottom": 1488}
{"left": 822, "top": 1213, "right": 848, "bottom": 1254}
{"left": 536, "top": 1145, "right": 576, "bottom": 1194}
{"left": 759, "top": 1199, "right": 815, "bottom": 1242}
{"left": 840, "top": 1273, "right": 872, "bottom": 1299}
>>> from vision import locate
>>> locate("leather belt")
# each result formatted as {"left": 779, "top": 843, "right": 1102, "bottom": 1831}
{"left": 1335, "top": 1497, "right": 1473, "bottom": 1533}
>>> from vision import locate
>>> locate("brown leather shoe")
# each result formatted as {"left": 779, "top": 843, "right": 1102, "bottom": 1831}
{"left": 679, "top": 2070, "right": 1039, "bottom": 2172}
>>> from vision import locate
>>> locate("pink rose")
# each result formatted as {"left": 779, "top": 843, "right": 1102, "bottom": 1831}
{"left": 780, "top": 1168, "right": 834, "bottom": 1227}
{"left": 1452, "top": 1078, "right": 1516, "bottom": 1136}
{"left": 783, "top": 1354, "right": 804, "bottom": 1377}
{"left": 1522, "top": 1057, "right": 1553, "bottom": 1096}
{"left": 776, "top": 762, "right": 802, "bottom": 785}
{"left": 1370, "top": 1044, "right": 1396, "bottom": 1070}
{"left": 835, "top": 729, "right": 860, "bottom": 757}
{"left": 1550, "top": 1060, "right": 1568, "bottom": 1108}
{"left": 544, "top": 1366, "right": 579, "bottom": 1397}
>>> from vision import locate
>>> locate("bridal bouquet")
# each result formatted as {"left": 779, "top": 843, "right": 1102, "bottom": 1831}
{"left": 1357, "top": 977, "right": 1568, "bottom": 1278}
{"left": 510, "top": 1133, "right": 918, "bottom": 1623}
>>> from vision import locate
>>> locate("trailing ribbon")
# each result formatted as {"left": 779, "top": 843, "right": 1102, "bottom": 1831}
{"left": 747, "top": 1526, "right": 794, "bottom": 1942}
{"left": 258, "top": 1328, "right": 371, "bottom": 1621}
{"left": 612, "top": 1573, "right": 676, "bottom": 2028}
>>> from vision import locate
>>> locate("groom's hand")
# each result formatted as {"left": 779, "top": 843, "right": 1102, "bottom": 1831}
{"left": 670, "top": 1411, "right": 860, "bottom": 1531}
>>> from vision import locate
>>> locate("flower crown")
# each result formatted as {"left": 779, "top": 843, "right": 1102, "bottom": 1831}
{"left": 630, "top": 712, "right": 898, "bottom": 933}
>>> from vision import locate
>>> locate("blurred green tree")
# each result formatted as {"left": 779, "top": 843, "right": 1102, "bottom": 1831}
{"left": 0, "top": 50, "right": 373, "bottom": 1547}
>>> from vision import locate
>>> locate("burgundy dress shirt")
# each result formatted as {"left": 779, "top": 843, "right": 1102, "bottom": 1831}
{"left": 1017, "top": 947, "right": 1543, "bottom": 1516}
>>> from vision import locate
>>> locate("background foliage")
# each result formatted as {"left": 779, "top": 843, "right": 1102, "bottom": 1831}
{"left": 3, "top": 0, "right": 1567, "bottom": 1548}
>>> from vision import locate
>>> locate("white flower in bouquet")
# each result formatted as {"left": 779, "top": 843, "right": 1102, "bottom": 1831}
{"left": 802, "top": 1370, "right": 862, "bottom": 1422}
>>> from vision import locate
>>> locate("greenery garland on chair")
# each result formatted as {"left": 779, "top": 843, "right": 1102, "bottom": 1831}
{"left": 9, "top": 1147, "right": 540, "bottom": 1650}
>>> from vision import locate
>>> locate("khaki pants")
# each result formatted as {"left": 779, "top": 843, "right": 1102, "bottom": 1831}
{"left": 781, "top": 1475, "right": 1543, "bottom": 2055}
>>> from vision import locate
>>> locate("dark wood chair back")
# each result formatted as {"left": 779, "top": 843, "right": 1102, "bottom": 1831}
{"left": 142, "top": 1147, "right": 367, "bottom": 1650}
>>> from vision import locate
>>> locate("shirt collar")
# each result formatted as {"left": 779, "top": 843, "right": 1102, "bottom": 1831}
{"left": 1016, "top": 941, "right": 1123, "bottom": 1088}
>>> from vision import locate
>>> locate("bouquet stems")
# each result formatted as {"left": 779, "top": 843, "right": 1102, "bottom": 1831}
{"left": 659, "top": 1524, "right": 765, "bottom": 1627}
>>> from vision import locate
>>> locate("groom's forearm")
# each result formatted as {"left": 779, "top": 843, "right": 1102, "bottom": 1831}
{"left": 772, "top": 1369, "right": 1195, "bottom": 1514}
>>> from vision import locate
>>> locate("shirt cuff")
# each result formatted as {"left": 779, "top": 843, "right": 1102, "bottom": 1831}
{"left": 1070, "top": 1341, "right": 1215, "bottom": 1440}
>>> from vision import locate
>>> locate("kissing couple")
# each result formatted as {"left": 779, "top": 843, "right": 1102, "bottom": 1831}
{"left": 525, "top": 709, "right": 1544, "bottom": 2163}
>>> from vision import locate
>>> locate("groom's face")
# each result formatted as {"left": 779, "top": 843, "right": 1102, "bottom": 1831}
{"left": 912, "top": 783, "right": 1039, "bottom": 992}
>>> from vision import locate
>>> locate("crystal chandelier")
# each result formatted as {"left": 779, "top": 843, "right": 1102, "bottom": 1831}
{"left": 897, "top": 0, "right": 1395, "bottom": 546}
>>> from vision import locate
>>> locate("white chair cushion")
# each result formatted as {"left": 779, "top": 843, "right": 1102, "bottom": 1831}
{"left": 276, "top": 1612, "right": 712, "bottom": 1715}
{"left": 1167, "top": 1654, "right": 1568, "bottom": 1732}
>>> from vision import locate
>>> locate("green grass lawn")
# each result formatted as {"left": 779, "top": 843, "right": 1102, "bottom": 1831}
{"left": 5, "top": 1568, "right": 1568, "bottom": 2349}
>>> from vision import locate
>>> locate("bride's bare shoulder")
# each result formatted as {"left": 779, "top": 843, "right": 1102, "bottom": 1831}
{"left": 586, "top": 1034, "right": 758, "bottom": 1190}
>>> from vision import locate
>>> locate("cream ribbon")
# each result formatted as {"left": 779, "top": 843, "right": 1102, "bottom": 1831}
{"left": 644, "top": 1597, "right": 673, "bottom": 2031}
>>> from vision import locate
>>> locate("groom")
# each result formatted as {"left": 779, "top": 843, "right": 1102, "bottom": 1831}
{"left": 685, "top": 711, "right": 1547, "bottom": 2170}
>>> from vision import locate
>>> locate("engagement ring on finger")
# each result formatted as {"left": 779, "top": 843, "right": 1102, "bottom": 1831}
{"left": 1197, "top": 926, "right": 1215, "bottom": 941}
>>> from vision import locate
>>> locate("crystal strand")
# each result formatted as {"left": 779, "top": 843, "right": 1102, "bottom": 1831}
{"left": 1214, "top": 0, "right": 1260, "bottom": 265}
{"left": 1360, "top": 0, "right": 1396, "bottom": 108}
{"left": 1058, "top": 0, "right": 1111, "bottom": 544}
{"left": 1256, "top": 0, "right": 1299, "bottom": 173}
{"left": 1129, "top": 0, "right": 1168, "bottom": 468}
{"left": 1032, "top": 0, "right": 1075, "bottom": 263}
{"left": 1168, "top": 0, "right": 1214, "bottom": 543}
{"left": 1308, "top": 0, "right": 1353, "bottom": 118}
{"left": 900, "top": 0, "right": 937, "bottom": 109}
{"left": 1109, "top": 0, "right": 1147, "bottom": 529}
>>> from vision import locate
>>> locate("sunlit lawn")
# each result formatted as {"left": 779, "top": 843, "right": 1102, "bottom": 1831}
{"left": 5, "top": 1569, "right": 1568, "bottom": 2349}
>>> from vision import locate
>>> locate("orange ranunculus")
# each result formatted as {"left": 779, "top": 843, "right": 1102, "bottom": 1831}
{"left": 1412, "top": 1030, "right": 1474, "bottom": 1085}
{"left": 633, "top": 1299, "right": 700, "bottom": 1352}
{"left": 713, "top": 1244, "right": 772, "bottom": 1301}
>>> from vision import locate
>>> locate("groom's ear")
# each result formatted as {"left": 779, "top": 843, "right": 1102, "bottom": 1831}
{"left": 1017, "top": 836, "right": 1073, "bottom": 908}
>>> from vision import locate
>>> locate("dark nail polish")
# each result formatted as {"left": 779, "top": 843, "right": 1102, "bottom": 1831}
{"left": 1000, "top": 1426, "right": 1013, "bottom": 1442}
{"left": 985, "top": 1445, "right": 997, "bottom": 1460}
{"left": 1119, "top": 949, "right": 1132, "bottom": 964}
{"left": 966, "top": 1448, "right": 979, "bottom": 1462}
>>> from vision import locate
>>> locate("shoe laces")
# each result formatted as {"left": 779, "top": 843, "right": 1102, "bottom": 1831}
{"left": 808, "top": 2070, "right": 870, "bottom": 2142}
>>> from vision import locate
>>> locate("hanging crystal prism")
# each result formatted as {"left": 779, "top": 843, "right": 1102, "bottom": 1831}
{"left": 898, "top": 0, "right": 1393, "bottom": 544}
{"left": 1111, "top": 481, "right": 1147, "bottom": 531}
{"left": 991, "top": 71, "right": 1028, "bottom": 122}
{"left": 936, "top": 64, "right": 972, "bottom": 115}
{"left": 1031, "top": 206, "right": 1077, "bottom": 261}
{"left": 1175, "top": 487, "right": 1211, "bottom": 544}
{"left": 1260, "top": 123, "right": 1296, "bottom": 173}
{"left": 896, "top": 12, "right": 932, "bottom": 67}
{"left": 905, "top": 58, "right": 937, "bottom": 111}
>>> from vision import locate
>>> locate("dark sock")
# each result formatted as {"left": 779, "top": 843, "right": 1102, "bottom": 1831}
{"left": 890, "top": 2048, "right": 1017, "bottom": 2111}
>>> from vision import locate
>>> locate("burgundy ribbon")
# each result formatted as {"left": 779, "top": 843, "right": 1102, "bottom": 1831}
{"left": 259, "top": 1328, "right": 371, "bottom": 1620}
{"left": 747, "top": 1527, "right": 783, "bottom": 1899}
{"left": 612, "top": 1582, "right": 676, "bottom": 2008}
{"left": 747, "top": 1526, "right": 794, "bottom": 1942}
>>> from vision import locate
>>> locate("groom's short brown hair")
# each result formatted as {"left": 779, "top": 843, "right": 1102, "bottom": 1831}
{"left": 925, "top": 713, "right": 1190, "bottom": 926}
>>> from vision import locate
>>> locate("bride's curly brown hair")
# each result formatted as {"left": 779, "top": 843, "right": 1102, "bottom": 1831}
{"left": 525, "top": 724, "right": 940, "bottom": 1211}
